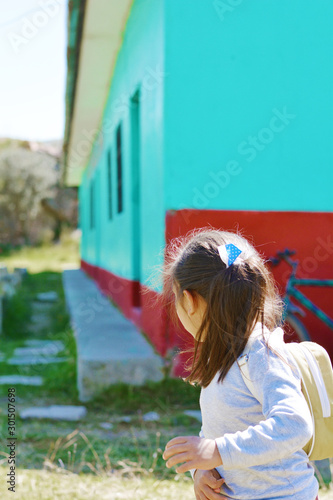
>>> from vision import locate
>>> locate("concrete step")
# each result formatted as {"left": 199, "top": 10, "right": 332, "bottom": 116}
{"left": 0, "top": 375, "right": 43, "bottom": 386}
{"left": 62, "top": 269, "right": 163, "bottom": 402}
{"left": 8, "top": 356, "right": 69, "bottom": 365}
{"left": 20, "top": 405, "right": 87, "bottom": 421}
{"left": 14, "top": 343, "right": 64, "bottom": 356}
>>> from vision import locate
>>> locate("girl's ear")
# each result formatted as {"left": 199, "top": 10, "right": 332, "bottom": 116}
{"left": 182, "top": 289, "right": 197, "bottom": 315}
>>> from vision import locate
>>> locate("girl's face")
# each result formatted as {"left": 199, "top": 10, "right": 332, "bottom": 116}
{"left": 172, "top": 283, "right": 206, "bottom": 340}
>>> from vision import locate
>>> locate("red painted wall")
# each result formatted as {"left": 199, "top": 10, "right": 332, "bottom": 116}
{"left": 165, "top": 210, "right": 333, "bottom": 368}
{"left": 81, "top": 209, "right": 333, "bottom": 377}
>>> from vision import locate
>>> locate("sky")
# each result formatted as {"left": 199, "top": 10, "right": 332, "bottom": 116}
{"left": 0, "top": 0, "right": 67, "bottom": 141}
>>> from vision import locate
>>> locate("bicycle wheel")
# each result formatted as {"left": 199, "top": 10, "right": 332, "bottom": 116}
{"left": 284, "top": 313, "right": 311, "bottom": 342}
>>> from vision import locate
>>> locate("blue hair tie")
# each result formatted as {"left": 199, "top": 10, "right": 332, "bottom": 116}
{"left": 217, "top": 243, "right": 243, "bottom": 268}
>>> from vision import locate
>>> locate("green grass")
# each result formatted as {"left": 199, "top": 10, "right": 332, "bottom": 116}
{"left": 90, "top": 378, "right": 200, "bottom": 415}
{"left": 1, "top": 469, "right": 332, "bottom": 500}
{"left": 0, "top": 230, "right": 80, "bottom": 274}
{"left": 2, "top": 269, "right": 70, "bottom": 340}
{"left": 3, "top": 241, "right": 331, "bottom": 499}
{"left": 0, "top": 264, "right": 201, "bottom": 500}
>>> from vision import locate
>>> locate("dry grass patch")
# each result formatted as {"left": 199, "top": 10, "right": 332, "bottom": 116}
{"left": 0, "top": 468, "right": 194, "bottom": 500}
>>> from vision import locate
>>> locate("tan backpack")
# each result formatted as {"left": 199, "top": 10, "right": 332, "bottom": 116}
{"left": 238, "top": 338, "right": 333, "bottom": 461}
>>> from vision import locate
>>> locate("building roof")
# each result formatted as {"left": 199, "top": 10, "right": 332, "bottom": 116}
{"left": 62, "top": 0, "right": 133, "bottom": 186}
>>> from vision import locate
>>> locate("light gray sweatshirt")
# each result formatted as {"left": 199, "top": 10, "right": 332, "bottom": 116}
{"left": 197, "top": 323, "right": 319, "bottom": 499}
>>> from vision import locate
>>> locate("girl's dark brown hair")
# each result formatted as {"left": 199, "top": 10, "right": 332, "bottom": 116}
{"left": 163, "top": 229, "right": 283, "bottom": 388}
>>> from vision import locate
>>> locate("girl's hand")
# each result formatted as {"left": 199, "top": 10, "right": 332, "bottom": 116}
{"left": 194, "top": 469, "right": 226, "bottom": 500}
{"left": 163, "top": 436, "right": 223, "bottom": 473}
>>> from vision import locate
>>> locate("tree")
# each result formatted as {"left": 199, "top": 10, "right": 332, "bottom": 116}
{"left": 0, "top": 141, "right": 76, "bottom": 245}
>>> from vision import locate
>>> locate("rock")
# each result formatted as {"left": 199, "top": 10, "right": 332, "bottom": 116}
{"left": 3, "top": 273, "right": 21, "bottom": 287}
{"left": 0, "top": 375, "right": 43, "bottom": 386}
{"left": 20, "top": 405, "right": 87, "bottom": 421}
{"left": 14, "top": 267, "right": 28, "bottom": 276}
{"left": 99, "top": 422, "right": 113, "bottom": 430}
{"left": 36, "top": 291, "right": 58, "bottom": 302}
{"left": 0, "top": 264, "right": 8, "bottom": 278}
{"left": 1, "top": 282, "right": 16, "bottom": 298}
{"left": 142, "top": 411, "right": 160, "bottom": 422}
{"left": 183, "top": 410, "right": 202, "bottom": 423}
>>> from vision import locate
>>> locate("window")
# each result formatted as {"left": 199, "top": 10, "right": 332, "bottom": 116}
{"left": 90, "top": 179, "right": 95, "bottom": 229}
{"left": 107, "top": 149, "right": 112, "bottom": 219}
{"left": 130, "top": 89, "right": 141, "bottom": 306}
{"left": 116, "top": 124, "right": 123, "bottom": 213}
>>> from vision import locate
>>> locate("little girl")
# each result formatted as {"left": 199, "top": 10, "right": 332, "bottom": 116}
{"left": 162, "top": 229, "right": 319, "bottom": 500}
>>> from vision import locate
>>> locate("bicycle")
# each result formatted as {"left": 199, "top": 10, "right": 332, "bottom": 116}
{"left": 269, "top": 249, "right": 333, "bottom": 342}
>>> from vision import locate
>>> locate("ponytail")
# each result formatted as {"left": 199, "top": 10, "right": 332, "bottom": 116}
{"left": 164, "top": 229, "right": 283, "bottom": 387}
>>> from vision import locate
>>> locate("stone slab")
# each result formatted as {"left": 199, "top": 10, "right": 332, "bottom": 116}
{"left": 62, "top": 269, "right": 163, "bottom": 402}
{"left": 24, "top": 340, "right": 65, "bottom": 348}
{"left": 99, "top": 422, "right": 113, "bottom": 430}
{"left": 7, "top": 356, "right": 69, "bottom": 365}
{"left": 36, "top": 291, "right": 58, "bottom": 302}
{"left": 14, "top": 343, "right": 64, "bottom": 356}
{"left": 0, "top": 375, "right": 43, "bottom": 386}
{"left": 20, "top": 405, "right": 87, "bottom": 421}
{"left": 142, "top": 411, "right": 160, "bottom": 422}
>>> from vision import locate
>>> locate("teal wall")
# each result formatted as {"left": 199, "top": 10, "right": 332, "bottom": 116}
{"left": 80, "top": 0, "right": 333, "bottom": 287}
{"left": 80, "top": 0, "right": 165, "bottom": 285}
{"left": 164, "top": 0, "right": 333, "bottom": 212}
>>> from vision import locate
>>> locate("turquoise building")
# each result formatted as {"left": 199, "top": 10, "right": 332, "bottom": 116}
{"left": 64, "top": 0, "right": 333, "bottom": 372}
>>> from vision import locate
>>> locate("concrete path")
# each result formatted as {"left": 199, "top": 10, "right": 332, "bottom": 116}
{"left": 62, "top": 269, "right": 163, "bottom": 402}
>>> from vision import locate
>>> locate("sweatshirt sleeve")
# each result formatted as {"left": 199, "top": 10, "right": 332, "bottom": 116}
{"left": 215, "top": 341, "right": 313, "bottom": 470}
